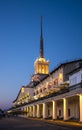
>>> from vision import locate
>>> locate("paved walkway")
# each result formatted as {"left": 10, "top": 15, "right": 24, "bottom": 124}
{"left": 29, "top": 117, "right": 82, "bottom": 127}
{"left": 1, "top": 117, "right": 81, "bottom": 130}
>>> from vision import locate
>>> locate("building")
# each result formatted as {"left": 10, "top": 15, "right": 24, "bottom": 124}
{"left": 7, "top": 17, "right": 82, "bottom": 122}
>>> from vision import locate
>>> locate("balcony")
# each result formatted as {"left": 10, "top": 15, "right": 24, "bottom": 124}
{"left": 33, "top": 81, "right": 69, "bottom": 100}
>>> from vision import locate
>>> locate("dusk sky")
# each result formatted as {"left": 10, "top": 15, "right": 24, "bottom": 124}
{"left": 0, "top": 0, "right": 82, "bottom": 110}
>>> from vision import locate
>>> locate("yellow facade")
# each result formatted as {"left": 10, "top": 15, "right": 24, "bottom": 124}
{"left": 34, "top": 57, "right": 49, "bottom": 74}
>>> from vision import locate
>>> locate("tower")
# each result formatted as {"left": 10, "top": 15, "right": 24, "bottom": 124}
{"left": 34, "top": 16, "right": 49, "bottom": 75}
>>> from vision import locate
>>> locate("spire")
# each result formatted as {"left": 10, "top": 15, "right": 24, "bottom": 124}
{"left": 40, "top": 16, "right": 44, "bottom": 58}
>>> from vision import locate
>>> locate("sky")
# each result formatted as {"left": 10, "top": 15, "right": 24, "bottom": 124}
{"left": 0, "top": 0, "right": 82, "bottom": 110}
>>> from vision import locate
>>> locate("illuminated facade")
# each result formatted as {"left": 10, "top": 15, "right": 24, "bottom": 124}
{"left": 34, "top": 58, "right": 49, "bottom": 74}
{"left": 8, "top": 18, "right": 82, "bottom": 123}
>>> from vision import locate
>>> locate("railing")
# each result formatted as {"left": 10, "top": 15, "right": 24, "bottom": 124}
{"left": 33, "top": 82, "right": 69, "bottom": 100}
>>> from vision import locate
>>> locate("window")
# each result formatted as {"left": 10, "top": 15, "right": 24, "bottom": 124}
{"left": 58, "top": 73, "right": 63, "bottom": 84}
{"left": 39, "top": 65, "right": 41, "bottom": 73}
{"left": 81, "top": 74, "right": 82, "bottom": 81}
{"left": 70, "top": 77, "right": 77, "bottom": 86}
{"left": 42, "top": 65, "right": 44, "bottom": 74}
{"left": 43, "top": 87, "right": 46, "bottom": 91}
{"left": 48, "top": 82, "right": 52, "bottom": 88}
{"left": 33, "top": 92, "right": 35, "bottom": 96}
{"left": 40, "top": 89, "right": 42, "bottom": 93}
{"left": 54, "top": 79, "right": 58, "bottom": 86}
{"left": 36, "top": 90, "right": 38, "bottom": 95}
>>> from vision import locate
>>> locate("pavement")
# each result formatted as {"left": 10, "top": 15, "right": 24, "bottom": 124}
{"left": 29, "top": 117, "right": 82, "bottom": 127}
{"left": 0, "top": 117, "right": 82, "bottom": 130}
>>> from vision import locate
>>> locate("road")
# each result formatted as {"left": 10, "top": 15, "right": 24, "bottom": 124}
{"left": 0, "top": 117, "right": 82, "bottom": 130}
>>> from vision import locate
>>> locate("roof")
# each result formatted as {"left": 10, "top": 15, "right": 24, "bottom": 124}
{"left": 68, "top": 62, "right": 82, "bottom": 75}
{"left": 13, "top": 59, "right": 82, "bottom": 102}
{"left": 34, "top": 59, "right": 82, "bottom": 85}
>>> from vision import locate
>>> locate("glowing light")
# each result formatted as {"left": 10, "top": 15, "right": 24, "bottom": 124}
{"left": 21, "top": 87, "right": 24, "bottom": 93}
{"left": 34, "top": 57, "right": 49, "bottom": 74}
{"left": 58, "top": 73, "right": 63, "bottom": 84}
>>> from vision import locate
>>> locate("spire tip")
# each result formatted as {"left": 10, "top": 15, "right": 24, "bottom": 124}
{"left": 40, "top": 16, "right": 44, "bottom": 58}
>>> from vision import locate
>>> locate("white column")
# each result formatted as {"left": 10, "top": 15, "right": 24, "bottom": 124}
{"left": 79, "top": 95, "right": 82, "bottom": 122}
{"left": 37, "top": 104, "right": 40, "bottom": 118}
{"left": 23, "top": 107, "right": 26, "bottom": 117}
{"left": 33, "top": 105, "right": 36, "bottom": 117}
{"left": 63, "top": 98, "right": 68, "bottom": 120}
{"left": 43, "top": 103, "right": 47, "bottom": 119}
{"left": 52, "top": 100, "right": 57, "bottom": 119}
{"left": 26, "top": 107, "right": 29, "bottom": 117}
{"left": 25, "top": 107, "right": 27, "bottom": 116}
{"left": 29, "top": 106, "right": 32, "bottom": 117}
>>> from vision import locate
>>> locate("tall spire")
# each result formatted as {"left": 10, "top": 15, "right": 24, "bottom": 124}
{"left": 34, "top": 16, "right": 49, "bottom": 75}
{"left": 40, "top": 16, "right": 44, "bottom": 58}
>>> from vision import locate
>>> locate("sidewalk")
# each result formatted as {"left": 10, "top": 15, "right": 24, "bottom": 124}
{"left": 44, "top": 119, "right": 82, "bottom": 127}
{"left": 29, "top": 117, "right": 82, "bottom": 127}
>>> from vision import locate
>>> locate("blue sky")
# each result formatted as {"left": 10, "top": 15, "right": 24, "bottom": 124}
{"left": 0, "top": 0, "right": 82, "bottom": 110}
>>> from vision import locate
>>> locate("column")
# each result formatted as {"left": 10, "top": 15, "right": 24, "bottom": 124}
{"left": 29, "top": 106, "right": 32, "bottom": 117}
{"left": 33, "top": 105, "right": 36, "bottom": 117}
{"left": 63, "top": 98, "right": 68, "bottom": 120}
{"left": 23, "top": 107, "right": 26, "bottom": 117}
{"left": 79, "top": 95, "right": 82, "bottom": 122}
{"left": 52, "top": 100, "right": 57, "bottom": 120}
{"left": 21, "top": 107, "right": 24, "bottom": 117}
{"left": 25, "top": 107, "right": 27, "bottom": 116}
{"left": 37, "top": 104, "right": 40, "bottom": 118}
{"left": 43, "top": 103, "right": 47, "bottom": 119}
{"left": 26, "top": 106, "right": 29, "bottom": 117}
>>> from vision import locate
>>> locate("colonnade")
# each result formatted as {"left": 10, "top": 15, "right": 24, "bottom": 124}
{"left": 22, "top": 95, "right": 82, "bottom": 122}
